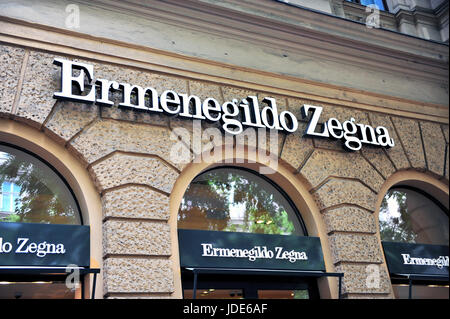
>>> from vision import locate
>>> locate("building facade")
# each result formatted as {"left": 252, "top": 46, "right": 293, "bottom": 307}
{"left": 0, "top": 0, "right": 448, "bottom": 299}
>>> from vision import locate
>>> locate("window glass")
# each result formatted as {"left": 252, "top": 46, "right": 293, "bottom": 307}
{"left": 379, "top": 187, "right": 448, "bottom": 245}
{"left": 2, "top": 193, "right": 11, "bottom": 212}
{"left": 178, "top": 167, "right": 305, "bottom": 236}
{"left": 347, "top": 0, "right": 386, "bottom": 10}
{"left": 0, "top": 144, "right": 81, "bottom": 224}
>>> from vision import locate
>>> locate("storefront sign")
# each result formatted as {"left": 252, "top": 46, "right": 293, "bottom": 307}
{"left": 382, "top": 242, "right": 449, "bottom": 277}
{"left": 52, "top": 58, "right": 394, "bottom": 151}
{"left": 0, "top": 222, "right": 90, "bottom": 267}
{"left": 178, "top": 229, "right": 325, "bottom": 271}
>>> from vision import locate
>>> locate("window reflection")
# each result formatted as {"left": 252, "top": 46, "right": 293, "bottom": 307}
{"left": 178, "top": 168, "right": 304, "bottom": 236}
{"left": 379, "top": 187, "right": 448, "bottom": 245}
{"left": 0, "top": 145, "right": 81, "bottom": 225}
{"left": 346, "top": 0, "right": 386, "bottom": 11}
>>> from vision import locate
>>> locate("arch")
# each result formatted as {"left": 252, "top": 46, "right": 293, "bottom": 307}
{"left": 0, "top": 118, "right": 103, "bottom": 298}
{"left": 168, "top": 144, "right": 339, "bottom": 299}
{"left": 374, "top": 169, "right": 449, "bottom": 298}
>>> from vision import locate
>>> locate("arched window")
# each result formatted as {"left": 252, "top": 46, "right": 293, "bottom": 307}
{"left": 178, "top": 167, "right": 306, "bottom": 236}
{"left": 379, "top": 186, "right": 448, "bottom": 245}
{"left": 178, "top": 167, "right": 321, "bottom": 299}
{"left": 380, "top": 185, "right": 449, "bottom": 299}
{"left": 0, "top": 143, "right": 81, "bottom": 225}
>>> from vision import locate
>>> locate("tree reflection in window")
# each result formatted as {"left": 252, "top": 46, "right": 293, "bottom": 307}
{"left": 178, "top": 168, "right": 305, "bottom": 236}
{"left": 379, "top": 188, "right": 448, "bottom": 245}
{"left": 0, "top": 145, "right": 81, "bottom": 225}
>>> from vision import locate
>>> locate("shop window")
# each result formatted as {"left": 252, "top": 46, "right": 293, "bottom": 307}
{"left": 178, "top": 167, "right": 306, "bottom": 236}
{"left": 0, "top": 143, "right": 81, "bottom": 224}
{"left": 380, "top": 186, "right": 449, "bottom": 299}
{"left": 176, "top": 167, "right": 335, "bottom": 299}
{"left": 0, "top": 143, "right": 94, "bottom": 299}
{"left": 379, "top": 187, "right": 448, "bottom": 245}
{"left": 346, "top": 0, "right": 388, "bottom": 11}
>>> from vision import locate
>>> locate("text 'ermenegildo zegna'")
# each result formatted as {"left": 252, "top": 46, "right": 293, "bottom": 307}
{"left": 402, "top": 254, "right": 449, "bottom": 269}
{"left": 53, "top": 58, "right": 395, "bottom": 151}
{"left": 0, "top": 237, "right": 66, "bottom": 258}
{"left": 201, "top": 243, "right": 307, "bottom": 263}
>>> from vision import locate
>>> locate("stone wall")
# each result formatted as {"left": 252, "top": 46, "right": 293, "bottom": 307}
{"left": 0, "top": 44, "right": 448, "bottom": 298}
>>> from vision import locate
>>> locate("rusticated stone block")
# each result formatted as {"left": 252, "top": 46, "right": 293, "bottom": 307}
{"left": 391, "top": 117, "right": 426, "bottom": 169}
{"left": 103, "top": 220, "right": 171, "bottom": 256}
{"left": 103, "top": 258, "right": 174, "bottom": 294}
{"left": 15, "top": 51, "right": 62, "bottom": 126}
{"left": 328, "top": 233, "right": 383, "bottom": 264}
{"left": 0, "top": 45, "right": 25, "bottom": 115}
{"left": 189, "top": 80, "right": 223, "bottom": 102}
{"left": 361, "top": 147, "right": 395, "bottom": 180}
{"left": 89, "top": 153, "right": 179, "bottom": 193}
{"left": 221, "top": 86, "right": 257, "bottom": 102}
{"left": 44, "top": 101, "right": 98, "bottom": 143}
{"left": 335, "top": 263, "right": 392, "bottom": 295}
{"left": 256, "top": 129, "right": 285, "bottom": 157}
{"left": 300, "top": 149, "right": 385, "bottom": 192}
{"left": 280, "top": 121, "right": 314, "bottom": 170}
{"left": 313, "top": 178, "right": 377, "bottom": 211}
{"left": 169, "top": 118, "right": 216, "bottom": 157}
{"left": 420, "top": 121, "right": 446, "bottom": 177}
{"left": 71, "top": 119, "right": 191, "bottom": 170}
{"left": 101, "top": 105, "right": 169, "bottom": 127}
{"left": 369, "top": 113, "right": 409, "bottom": 171}
{"left": 323, "top": 206, "right": 377, "bottom": 234}
{"left": 102, "top": 185, "right": 170, "bottom": 220}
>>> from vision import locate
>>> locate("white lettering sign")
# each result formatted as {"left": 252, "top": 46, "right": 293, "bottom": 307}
{"left": 200, "top": 243, "right": 307, "bottom": 263}
{"left": 0, "top": 237, "right": 66, "bottom": 258}
{"left": 401, "top": 254, "right": 449, "bottom": 269}
{"left": 53, "top": 58, "right": 394, "bottom": 151}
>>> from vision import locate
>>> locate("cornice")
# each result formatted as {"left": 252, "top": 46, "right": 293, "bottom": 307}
{"left": 176, "top": 0, "right": 448, "bottom": 59}
{"left": 83, "top": 0, "right": 448, "bottom": 82}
